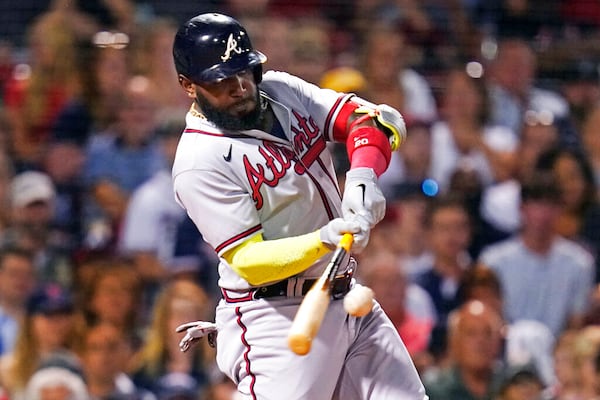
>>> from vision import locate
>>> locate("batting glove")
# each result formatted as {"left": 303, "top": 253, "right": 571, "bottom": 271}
{"left": 320, "top": 218, "right": 370, "bottom": 253}
{"left": 349, "top": 216, "right": 371, "bottom": 254}
{"left": 342, "top": 167, "right": 386, "bottom": 228}
{"left": 175, "top": 321, "right": 218, "bottom": 352}
{"left": 320, "top": 218, "right": 360, "bottom": 248}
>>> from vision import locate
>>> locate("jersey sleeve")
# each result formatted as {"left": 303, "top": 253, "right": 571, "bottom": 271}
{"left": 173, "top": 168, "right": 262, "bottom": 256}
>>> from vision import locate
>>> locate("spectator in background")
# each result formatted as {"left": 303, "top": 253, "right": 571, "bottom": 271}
{"left": 41, "top": 140, "right": 86, "bottom": 253}
{"left": 514, "top": 111, "right": 563, "bottom": 180}
{"left": 357, "top": 24, "right": 437, "bottom": 123}
{"left": 25, "top": 369, "right": 87, "bottom": 400}
{"left": 494, "top": 364, "right": 545, "bottom": 400}
{"left": 402, "top": 0, "right": 482, "bottom": 71}
{"left": 130, "top": 17, "right": 190, "bottom": 119}
{"left": 77, "top": 258, "right": 144, "bottom": 346}
{"left": 2, "top": 10, "right": 81, "bottom": 170}
{"left": 287, "top": 17, "right": 332, "bottom": 85}
{"left": 549, "top": 329, "right": 581, "bottom": 400}
{"left": 51, "top": 0, "right": 136, "bottom": 36}
{"left": 504, "top": 319, "right": 556, "bottom": 388}
{"left": 558, "top": 59, "right": 600, "bottom": 137}
{"left": 3, "top": 171, "right": 75, "bottom": 288}
{"left": 487, "top": 38, "right": 569, "bottom": 137}
{"left": 458, "top": 264, "right": 557, "bottom": 387}
{"left": 24, "top": 364, "right": 89, "bottom": 400}
{"left": 51, "top": 32, "right": 131, "bottom": 146}
{"left": 0, "top": 247, "right": 36, "bottom": 356}
{"left": 0, "top": 283, "right": 82, "bottom": 400}
{"left": 429, "top": 65, "right": 518, "bottom": 193}
{"left": 49, "top": 33, "right": 132, "bottom": 255}
{"left": 77, "top": 322, "right": 155, "bottom": 400}
{"left": 564, "top": 326, "right": 600, "bottom": 400}
{"left": 239, "top": 15, "right": 294, "bottom": 75}
{"left": 536, "top": 146, "right": 600, "bottom": 282}
{"left": 350, "top": 0, "right": 434, "bottom": 57}
{"left": 356, "top": 250, "right": 435, "bottom": 374}
{"left": 358, "top": 24, "right": 437, "bottom": 196}
{"left": 478, "top": 172, "right": 595, "bottom": 338}
{"left": 373, "top": 182, "right": 432, "bottom": 281}
{"left": 424, "top": 300, "right": 506, "bottom": 400}
{"left": 446, "top": 166, "right": 511, "bottom": 260}
{"left": 479, "top": 109, "right": 563, "bottom": 238}
{"left": 414, "top": 194, "right": 473, "bottom": 360}
{"left": 130, "top": 279, "right": 216, "bottom": 398}
{"left": 83, "top": 75, "right": 164, "bottom": 254}
{"left": 456, "top": 264, "right": 504, "bottom": 317}
{"left": 379, "top": 119, "right": 433, "bottom": 199}
{"left": 118, "top": 117, "right": 218, "bottom": 305}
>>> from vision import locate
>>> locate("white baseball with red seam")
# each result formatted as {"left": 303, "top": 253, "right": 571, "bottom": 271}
{"left": 343, "top": 285, "right": 374, "bottom": 317}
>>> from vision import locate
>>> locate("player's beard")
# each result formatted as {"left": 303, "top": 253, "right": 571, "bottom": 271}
{"left": 195, "top": 90, "right": 264, "bottom": 131}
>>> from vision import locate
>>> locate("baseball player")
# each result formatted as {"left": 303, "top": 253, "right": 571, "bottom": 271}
{"left": 171, "top": 13, "right": 428, "bottom": 400}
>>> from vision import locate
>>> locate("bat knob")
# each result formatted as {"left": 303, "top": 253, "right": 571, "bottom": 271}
{"left": 288, "top": 334, "right": 312, "bottom": 356}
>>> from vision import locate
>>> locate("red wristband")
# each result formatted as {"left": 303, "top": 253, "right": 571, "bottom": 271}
{"left": 346, "top": 126, "right": 392, "bottom": 176}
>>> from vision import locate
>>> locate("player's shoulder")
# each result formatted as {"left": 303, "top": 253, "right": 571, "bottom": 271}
{"left": 260, "top": 70, "right": 308, "bottom": 91}
{"left": 262, "top": 69, "right": 295, "bottom": 82}
{"left": 171, "top": 128, "right": 222, "bottom": 176}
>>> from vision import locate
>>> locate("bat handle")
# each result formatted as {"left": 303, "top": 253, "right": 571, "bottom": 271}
{"left": 339, "top": 233, "right": 354, "bottom": 252}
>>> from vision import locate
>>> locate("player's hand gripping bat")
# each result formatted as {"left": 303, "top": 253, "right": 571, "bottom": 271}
{"left": 287, "top": 233, "right": 354, "bottom": 356}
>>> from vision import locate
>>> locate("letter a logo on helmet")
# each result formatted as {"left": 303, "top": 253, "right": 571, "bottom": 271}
{"left": 173, "top": 13, "right": 267, "bottom": 84}
{"left": 221, "top": 33, "right": 243, "bottom": 62}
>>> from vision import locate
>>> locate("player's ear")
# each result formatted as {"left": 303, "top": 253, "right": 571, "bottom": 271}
{"left": 178, "top": 75, "right": 196, "bottom": 98}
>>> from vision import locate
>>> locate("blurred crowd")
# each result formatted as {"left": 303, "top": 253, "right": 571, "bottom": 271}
{"left": 0, "top": 0, "right": 599, "bottom": 399}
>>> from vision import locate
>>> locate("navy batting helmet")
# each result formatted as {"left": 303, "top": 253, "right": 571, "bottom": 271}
{"left": 173, "top": 13, "right": 267, "bottom": 84}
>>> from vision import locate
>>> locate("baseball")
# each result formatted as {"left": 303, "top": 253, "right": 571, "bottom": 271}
{"left": 343, "top": 285, "right": 374, "bottom": 317}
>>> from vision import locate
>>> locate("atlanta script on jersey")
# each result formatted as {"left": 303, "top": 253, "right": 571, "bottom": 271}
{"left": 172, "top": 71, "right": 359, "bottom": 291}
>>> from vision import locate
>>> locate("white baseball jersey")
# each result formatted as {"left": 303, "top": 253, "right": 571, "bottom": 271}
{"left": 172, "top": 70, "right": 352, "bottom": 291}
{"left": 172, "top": 70, "right": 428, "bottom": 400}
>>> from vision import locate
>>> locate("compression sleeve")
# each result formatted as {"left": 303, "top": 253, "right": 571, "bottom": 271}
{"left": 222, "top": 231, "right": 331, "bottom": 286}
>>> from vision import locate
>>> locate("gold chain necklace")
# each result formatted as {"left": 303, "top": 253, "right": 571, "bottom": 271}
{"left": 189, "top": 103, "right": 206, "bottom": 120}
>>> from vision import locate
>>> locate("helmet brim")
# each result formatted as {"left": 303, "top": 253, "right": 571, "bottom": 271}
{"left": 197, "top": 50, "right": 267, "bottom": 83}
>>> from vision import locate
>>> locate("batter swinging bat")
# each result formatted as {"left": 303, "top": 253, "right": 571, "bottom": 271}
{"left": 287, "top": 233, "right": 354, "bottom": 356}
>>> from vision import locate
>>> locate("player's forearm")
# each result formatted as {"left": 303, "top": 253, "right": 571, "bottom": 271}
{"left": 223, "top": 231, "right": 331, "bottom": 286}
{"left": 339, "top": 100, "right": 406, "bottom": 177}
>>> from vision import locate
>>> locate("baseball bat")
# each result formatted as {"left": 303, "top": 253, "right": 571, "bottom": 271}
{"left": 287, "top": 233, "right": 354, "bottom": 356}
